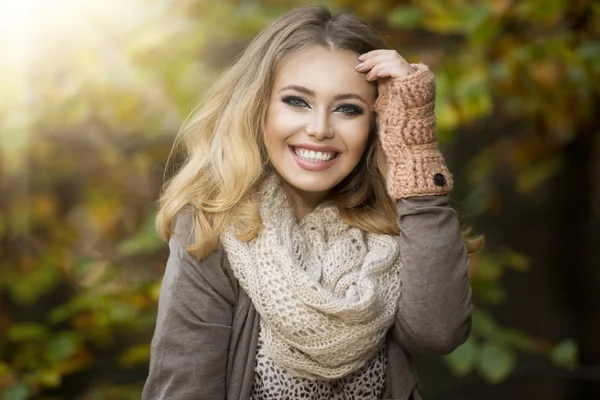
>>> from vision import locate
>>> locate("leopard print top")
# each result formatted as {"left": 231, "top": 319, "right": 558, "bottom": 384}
{"left": 250, "top": 326, "right": 387, "bottom": 399}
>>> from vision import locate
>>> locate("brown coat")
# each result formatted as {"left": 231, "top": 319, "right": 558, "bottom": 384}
{"left": 142, "top": 195, "right": 472, "bottom": 399}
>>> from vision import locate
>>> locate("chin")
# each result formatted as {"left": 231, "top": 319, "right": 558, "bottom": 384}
{"left": 283, "top": 173, "right": 343, "bottom": 194}
{"left": 270, "top": 153, "right": 358, "bottom": 196}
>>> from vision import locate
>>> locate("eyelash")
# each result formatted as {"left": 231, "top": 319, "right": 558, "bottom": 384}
{"left": 281, "top": 96, "right": 364, "bottom": 116}
{"left": 337, "top": 104, "right": 364, "bottom": 116}
{"left": 283, "top": 96, "right": 308, "bottom": 108}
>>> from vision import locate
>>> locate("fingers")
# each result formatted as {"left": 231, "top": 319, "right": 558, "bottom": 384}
{"left": 355, "top": 49, "right": 413, "bottom": 80}
{"left": 364, "top": 61, "right": 396, "bottom": 81}
{"left": 358, "top": 50, "right": 405, "bottom": 66}
{"left": 358, "top": 49, "right": 396, "bottom": 62}
{"left": 356, "top": 53, "right": 399, "bottom": 72}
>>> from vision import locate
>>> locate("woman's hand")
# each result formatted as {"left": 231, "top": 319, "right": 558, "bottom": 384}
{"left": 359, "top": 54, "right": 452, "bottom": 199}
{"left": 354, "top": 49, "right": 415, "bottom": 93}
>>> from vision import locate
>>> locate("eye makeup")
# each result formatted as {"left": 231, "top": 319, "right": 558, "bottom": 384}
{"left": 282, "top": 95, "right": 309, "bottom": 108}
{"left": 335, "top": 104, "right": 364, "bottom": 116}
{"left": 281, "top": 96, "right": 364, "bottom": 116}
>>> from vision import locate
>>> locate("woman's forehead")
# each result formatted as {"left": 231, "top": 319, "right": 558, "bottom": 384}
{"left": 273, "top": 47, "right": 376, "bottom": 99}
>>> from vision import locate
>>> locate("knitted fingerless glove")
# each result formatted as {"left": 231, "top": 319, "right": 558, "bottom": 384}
{"left": 374, "top": 63, "right": 453, "bottom": 200}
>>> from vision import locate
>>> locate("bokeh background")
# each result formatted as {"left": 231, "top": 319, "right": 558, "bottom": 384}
{"left": 0, "top": 0, "right": 598, "bottom": 399}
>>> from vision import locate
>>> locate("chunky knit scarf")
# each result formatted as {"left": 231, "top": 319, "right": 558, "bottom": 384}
{"left": 221, "top": 174, "right": 403, "bottom": 380}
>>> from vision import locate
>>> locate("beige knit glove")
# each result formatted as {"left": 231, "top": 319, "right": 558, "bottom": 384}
{"left": 374, "top": 63, "right": 453, "bottom": 200}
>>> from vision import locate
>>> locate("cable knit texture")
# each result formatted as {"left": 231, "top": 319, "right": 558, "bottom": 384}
{"left": 374, "top": 63, "right": 453, "bottom": 199}
{"left": 220, "top": 174, "right": 403, "bottom": 380}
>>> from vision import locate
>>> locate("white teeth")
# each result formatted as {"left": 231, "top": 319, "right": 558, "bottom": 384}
{"left": 293, "top": 147, "right": 337, "bottom": 163}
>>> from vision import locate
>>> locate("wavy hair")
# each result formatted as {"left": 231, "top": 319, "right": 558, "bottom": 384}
{"left": 156, "top": 5, "right": 483, "bottom": 259}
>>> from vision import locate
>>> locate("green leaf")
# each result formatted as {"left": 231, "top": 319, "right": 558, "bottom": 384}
{"left": 6, "top": 323, "right": 49, "bottom": 342}
{"left": 118, "top": 213, "right": 162, "bottom": 256}
{"left": 514, "top": 0, "right": 566, "bottom": 24}
{"left": 72, "top": 258, "right": 96, "bottom": 281}
{"left": 107, "top": 303, "right": 138, "bottom": 324}
{"left": 461, "top": 4, "right": 493, "bottom": 34}
{"left": 496, "top": 329, "right": 542, "bottom": 352}
{"left": 0, "top": 362, "right": 11, "bottom": 375}
{"left": 3, "top": 383, "right": 30, "bottom": 400}
{"left": 36, "top": 369, "right": 62, "bottom": 388}
{"left": 504, "top": 251, "right": 530, "bottom": 272}
{"left": 476, "top": 254, "right": 504, "bottom": 281}
{"left": 467, "top": 148, "right": 496, "bottom": 186}
{"left": 472, "top": 308, "right": 498, "bottom": 337}
{"left": 119, "top": 343, "right": 151, "bottom": 367}
{"left": 420, "top": 1, "right": 462, "bottom": 32}
{"left": 45, "top": 333, "right": 79, "bottom": 363}
{"left": 550, "top": 339, "right": 578, "bottom": 370}
{"left": 471, "top": 280, "right": 506, "bottom": 304}
{"left": 516, "top": 156, "right": 564, "bottom": 194}
{"left": 470, "top": 19, "right": 500, "bottom": 46}
{"left": 454, "top": 68, "right": 492, "bottom": 120}
{"left": 387, "top": 6, "right": 423, "bottom": 29}
{"left": 444, "top": 337, "right": 478, "bottom": 376}
{"left": 9, "top": 263, "right": 61, "bottom": 305}
{"left": 478, "top": 342, "right": 517, "bottom": 383}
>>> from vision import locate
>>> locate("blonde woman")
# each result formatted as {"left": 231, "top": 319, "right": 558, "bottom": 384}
{"left": 143, "top": 5, "right": 476, "bottom": 400}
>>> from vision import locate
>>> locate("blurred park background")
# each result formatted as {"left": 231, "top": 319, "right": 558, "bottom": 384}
{"left": 0, "top": 0, "right": 599, "bottom": 399}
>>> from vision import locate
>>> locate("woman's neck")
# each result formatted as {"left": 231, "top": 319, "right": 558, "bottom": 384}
{"left": 281, "top": 180, "right": 330, "bottom": 221}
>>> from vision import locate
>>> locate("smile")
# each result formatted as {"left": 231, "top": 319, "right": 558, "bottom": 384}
{"left": 291, "top": 146, "right": 339, "bottom": 163}
{"left": 289, "top": 146, "right": 340, "bottom": 171}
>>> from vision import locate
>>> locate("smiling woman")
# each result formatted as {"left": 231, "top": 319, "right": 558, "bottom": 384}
{"left": 146, "top": 5, "right": 475, "bottom": 400}
{"left": 264, "top": 47, "right": 376, "bottom": 218}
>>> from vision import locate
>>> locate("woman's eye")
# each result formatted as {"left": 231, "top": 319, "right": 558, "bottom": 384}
{"left": 336, "top": 104, "right": 364, "bottom": 116}
{"left": 282, "top": 96, "right": 309, "bottom": 108}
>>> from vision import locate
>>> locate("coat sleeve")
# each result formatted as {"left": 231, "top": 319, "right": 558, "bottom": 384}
{"left": 142, "top": 212, "right": 236, "bottom": 400}
{"left": 392, "top": 195, "right": 473, "bottom": 355}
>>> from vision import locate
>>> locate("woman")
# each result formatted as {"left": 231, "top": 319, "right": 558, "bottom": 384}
{"left": 143, "top": 5, "right": 475, "bottom": 400}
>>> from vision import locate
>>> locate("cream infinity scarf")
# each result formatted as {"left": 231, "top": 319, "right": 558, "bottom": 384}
{"left": 221, "top": 174, "right": 403, "bottom": 379}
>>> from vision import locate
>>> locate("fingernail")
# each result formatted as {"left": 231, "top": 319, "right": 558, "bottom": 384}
{"left": 358, "top": 54, "right": 366, "bottom": 61}
{"left": 355, "top": 62, "right": 364, "bottom": 70}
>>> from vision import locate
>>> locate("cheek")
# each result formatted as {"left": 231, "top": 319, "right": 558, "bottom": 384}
{"left": 338, "top": 118, "right": 372, "bottom": 158}
{"left": 264, "top": 105, "right": 298, "bottom": 148}
{"left": 264, "top": 107, "right": 283, "bottom": 156}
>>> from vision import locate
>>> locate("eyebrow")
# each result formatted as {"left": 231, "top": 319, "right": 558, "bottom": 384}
{"left": 278, "top": 85, "right": 368, "bottom": 105}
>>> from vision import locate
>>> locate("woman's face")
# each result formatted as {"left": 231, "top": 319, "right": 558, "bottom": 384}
{"left": 264, "top": 46, "right": 376, "bottom": 197}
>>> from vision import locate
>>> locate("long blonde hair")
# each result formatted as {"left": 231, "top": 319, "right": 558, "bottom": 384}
{"left": 157, "top": 5, "right": 482, "bottom": 259}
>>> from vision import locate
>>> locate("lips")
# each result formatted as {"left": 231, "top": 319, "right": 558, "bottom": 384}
{"left": 288, "top": 145, "right": 341, "bottom": 171}
{"left": 290, "top": 144, "right": 341, "bottom": 153}
{"left": 291, "top": 146, "right": 339, "bottom": 162}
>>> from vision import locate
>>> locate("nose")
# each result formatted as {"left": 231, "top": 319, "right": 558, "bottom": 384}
{"left": 306, "top": 110, "right": 334, "bottom": 140}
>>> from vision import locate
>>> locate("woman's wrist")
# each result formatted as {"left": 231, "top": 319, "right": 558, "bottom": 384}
{"left": 374, "top": 63, "right": 453, "bottom": 199}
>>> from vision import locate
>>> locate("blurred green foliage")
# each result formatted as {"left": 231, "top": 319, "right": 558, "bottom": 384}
{"left": 1, "top": 0, "right": 597, "bottom": 397}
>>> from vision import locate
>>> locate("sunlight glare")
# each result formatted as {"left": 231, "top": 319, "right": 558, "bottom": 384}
{"left": 0, "top": 0, "right": 129, "bottom": 66}
{"left": 0, "top": 0, "right": 142, "bottom": 163}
